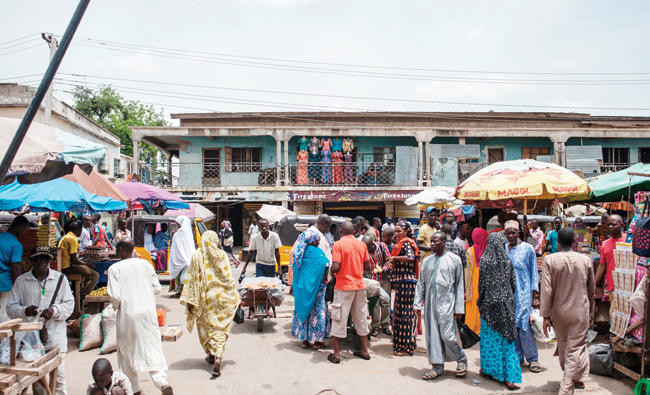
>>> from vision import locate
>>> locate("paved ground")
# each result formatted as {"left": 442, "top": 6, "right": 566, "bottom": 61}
{"left": 64, "top": 267, "right": 633, "bottom": 395}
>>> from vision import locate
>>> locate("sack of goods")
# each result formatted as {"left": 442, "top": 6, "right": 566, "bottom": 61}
{"left": 239, "top": 277, "right": 284, "bottom": 306}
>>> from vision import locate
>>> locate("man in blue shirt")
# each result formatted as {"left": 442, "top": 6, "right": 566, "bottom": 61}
{"left": 0, "top": 215, "right": 30, "bottom": 322}
{"left": 545, "top": 217, "right": 563, "bottom": 254}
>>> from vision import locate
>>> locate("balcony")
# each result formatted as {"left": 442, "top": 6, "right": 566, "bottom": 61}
{"left": 288, "top": 162, "right": 396, "bottom": 187}
{"left": 600, "top": 163, "right": 631, "bottom": 173}
{"left": 177, "top": 162, "right": 280, "bottom": 187}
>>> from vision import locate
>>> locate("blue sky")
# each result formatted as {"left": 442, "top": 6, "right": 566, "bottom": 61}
{"left": 2, "top": 0, "right": 650, "bottom": 121}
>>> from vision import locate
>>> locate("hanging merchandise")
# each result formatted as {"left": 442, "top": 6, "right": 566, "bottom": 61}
{"left": 308, "top": 149, "right": 320, "bottom": 182}
{"left": 296, "top": 150, "right": 309, "bottom": 185}
{"left": 321, "top": 138, "right": 332, "bottom": 154}
{"left": 332, "top": 137, "right": 343, "bottom": 152}
{"left": 309, "top": 136, "right": 320, "bottom": 155}
{"left": 321, "top": 149, "right": 332, "bottom": 184}
{"left": 631, "top": 193, "right": 650, "bottom": 257}
{"left": 331, "top": 151, "right": 344, "bottom": 184}
{"left": 299, "top": 136, "right": 309, "bottom": 152}
{"left": 342, "top": 138, "right": 354, "bottom": 153}
{"left": 343, "top": 151, "right": 355, "bottom": 184}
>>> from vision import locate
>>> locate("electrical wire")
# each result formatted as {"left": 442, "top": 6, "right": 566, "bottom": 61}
{"left": 54, "top": 74, "right": 650, "bottom": 112}
{"left": 75, "top": 36, "right": 650, "bottom": 77}
{"left": 71, "top": 41, "right": 650, "bottom": 86}
{"left": 0, "top": 43, "right": 42, "bottom": 57}
{"left": 0, "top": 33, "right": 39, "bottom": 48}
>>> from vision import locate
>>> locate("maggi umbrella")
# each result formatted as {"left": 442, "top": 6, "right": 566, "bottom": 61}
{"left": 456, "top": 159, "right": 589, "bottom": 209}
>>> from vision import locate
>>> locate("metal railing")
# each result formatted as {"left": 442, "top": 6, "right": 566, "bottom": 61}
{"left": 600, "top": 163, "right": 630, "bottom": 173}
{"left": 288, "top": 161, "right": 396, "bottom": 186}
{"left": 173, "top": 162, "right": 280, "bottom": 187}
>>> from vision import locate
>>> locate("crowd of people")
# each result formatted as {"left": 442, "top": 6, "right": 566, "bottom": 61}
{"left": 0, "top": 207, "right": 625, "bottom": 394}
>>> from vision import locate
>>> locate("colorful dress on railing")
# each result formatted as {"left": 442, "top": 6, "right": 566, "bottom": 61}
{"left": 321, "top": 149, "right": 332, "bottom": 184}
{"left": 299, "top": 137, "right": 309, "bottom": 151}
{"left": 331, "top": 137, "right": 343, "bottom": 152}
{"left": 320, "top": 138, "right": 332, "bottom": 154}
{"left": 308, "top": 150, "right": 320, "bottom": 182}
{"left": 343, "top": 151, "right": 355, "bottom": 184}
{"left": 297, "top": 150, "right": 309, "bottom": 185}
{"left": 331, "top": 151, "right": 344, "bottom": 184}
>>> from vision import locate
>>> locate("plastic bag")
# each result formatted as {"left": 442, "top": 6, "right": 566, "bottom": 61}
{"left": 16, "top": 330, "right": 45, "bottom": 362}
{"left": 234, "top": 304, "right": 245, "bottom": 324}
{"left": 530, "top": 309, "right": 555, "bottom": 343}
{"left": 589, "top": 343, "right": 613, "bottom": 376}
{"left": 457, "top": 320, "right": 480, "bottom": 349}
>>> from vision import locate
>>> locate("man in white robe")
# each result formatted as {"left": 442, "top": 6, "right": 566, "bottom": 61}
{"left": 414, "top": 232, "right": 467, "bottom": 380}
{"left": 108, "top": 238, "right": 173, "bottom": 395}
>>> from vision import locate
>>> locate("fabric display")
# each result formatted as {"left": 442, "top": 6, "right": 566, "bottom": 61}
{"left": 297, "top": 137, "right": 354, "bottom": 184}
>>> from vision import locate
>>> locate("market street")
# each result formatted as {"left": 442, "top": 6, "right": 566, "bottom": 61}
{"left": 63, "top": 266, "right": 632, "bottom": 395}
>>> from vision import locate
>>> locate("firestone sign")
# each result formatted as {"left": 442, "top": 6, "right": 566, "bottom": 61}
{"left": 289, "top": 190, "right": 420, "bottom": 202}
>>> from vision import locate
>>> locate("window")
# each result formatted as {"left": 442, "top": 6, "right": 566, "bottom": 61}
{"left": 113, "top": 158, "right": 122, "bottom": 178}
{"left": 602, "top": 147, "right": 630, "bottom": 172}
{"left": 373, "top": 147, "right": 395, "bottom": 163}
{"left": 487, "top": 147, "right": 504, "bottom": 164}
{"left": 202, "top": 148, "right": 221, "bottom": 185}
{"left": 521, "top": 147, "right": 551, "bottom": 160}
{"left": 640, "top": 147, "right": 650, "bottom": 164}
{"left": 225, "top": 147, "right": 262, "bottom": 172}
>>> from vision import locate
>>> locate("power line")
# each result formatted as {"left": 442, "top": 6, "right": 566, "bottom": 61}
{"left": 72, "top": 41, "right": 650, "bottom": 86}
{"left": 0, "top": 33, "right": 39, "bottom": 48}
{"left": 75, "top": 36, "right": 650, "bottom": 77}
{"left": 0, "top": 43, "right": 42, "bottom": 57}
{"left": 54, "top": 74, "right": 650, "bottom": 112}
{"left": 0, "top": 37, "right": 41, "bottom": 51}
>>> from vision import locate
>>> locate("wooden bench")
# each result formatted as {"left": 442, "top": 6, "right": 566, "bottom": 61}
{"left": 65, "top": 274, "right": 83, "bottom": 315}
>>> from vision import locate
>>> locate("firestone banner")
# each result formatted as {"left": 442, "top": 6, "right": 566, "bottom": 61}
{"left": 289, "top": 190, "right": 420, "bottom": 202}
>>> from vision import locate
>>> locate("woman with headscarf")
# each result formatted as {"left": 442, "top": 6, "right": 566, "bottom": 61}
{"left": 290, "top": 228, "right": 330, "bottom": 349}
{"left": 219, "top": 220, "right": 234, "bottom": 255}
{"left": 180, "top": 231, "right": 239, "bottom": 377}
{"left": 169, "top": 215, "right": 196, "bottom": 296}
{"left": 477, "top": 232, "right": 522, "bottom": 390}
{"left": 388, "top": 221, "right": 419, "bottom": 356}
{"left": 465, "top": 228, "right": 487, "bottom": 335}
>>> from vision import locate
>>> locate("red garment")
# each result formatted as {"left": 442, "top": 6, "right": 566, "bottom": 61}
{"left": 488, "top": 228, "right": 504, "bottom": 234}
{"left": 331, "top": 151, "right": 344, "bottom": 184}
{"left": 91, "top": 224, "right": 108, "bottom": 248}
{"left": 391, "top": 237, "right": 420, "bottom": 279}
{"left": 471, "top": 228, "right": 488, "bottom": 265}
{"left": 603, "top": 236, "right": 626, "bottom": 292}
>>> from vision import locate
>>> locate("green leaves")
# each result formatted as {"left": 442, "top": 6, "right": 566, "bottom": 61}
{"left": 72, "top": 84, "right": 167, "bottom": 164}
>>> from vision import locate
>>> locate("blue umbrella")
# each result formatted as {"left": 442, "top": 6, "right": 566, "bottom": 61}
{"left": 0, "top": 178, "right": 127, "bottom": 212}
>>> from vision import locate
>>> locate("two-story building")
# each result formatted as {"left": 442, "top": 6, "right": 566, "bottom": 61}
{"left": 131, "top": 111, "right": 650, "bottom": 246}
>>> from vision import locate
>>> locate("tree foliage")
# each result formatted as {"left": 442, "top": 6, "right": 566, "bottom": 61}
{"left": 72, "top": 85, "right": 167, "bottom": 165}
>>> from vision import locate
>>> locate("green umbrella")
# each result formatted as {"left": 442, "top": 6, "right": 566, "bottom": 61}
{"left": 587, "top": 163, "right": 650, "bottom": 202}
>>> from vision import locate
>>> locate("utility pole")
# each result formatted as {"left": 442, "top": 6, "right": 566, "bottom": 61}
{"left": 0, "top": 0, "right": 90, "bottom": 183}
{"left": 41, "top": 33, "right": 58, "bottom": 125}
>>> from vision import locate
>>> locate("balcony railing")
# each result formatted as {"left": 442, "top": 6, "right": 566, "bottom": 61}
{"left": 601, "top": 163, "right": 630, "bottom": 173}
{"left": 288, "top": 161, "right": 396, "bottom": 186}
{"left": 176, "top": 162, "right": 280, "bottom": 187}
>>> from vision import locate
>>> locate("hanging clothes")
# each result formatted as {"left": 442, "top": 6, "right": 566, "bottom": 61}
{"left": 343, "top": 152, "right": 355, "bottom": 184}
{"left": 299, "top": 137, "right": 309, "bottom": 152}
{"left": 342, "top": 138, "right": 354, "bottom": 153}
{"left": 321, "top": 149, "right": 332, "bottom": 184}
{"left": 331, "top": 138, "right": 343, "bottom": 152}
{"left": 309, "top": 137, "right": 320, "bottom": 154}
{"left": 308, "top": 150, "right": 320, "bottom": 182}
{"left": 297, "top": 150, "right": 309, "bottom": 185}
{"left": 331, "top": 151, "right": 344, "bottom": 184}
{"left": 320, "top": 138, "right": 332, "bottom": 154}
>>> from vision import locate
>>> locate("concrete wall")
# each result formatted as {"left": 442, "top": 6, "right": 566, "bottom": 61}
{"left": 178, "top": 135, "right": 276, "bottom": 187}
{"left": 566, "top": 137, "right": 650, "bottom": 164}
{"left": 465, "top": 137, "right": 554, "bottom": 161}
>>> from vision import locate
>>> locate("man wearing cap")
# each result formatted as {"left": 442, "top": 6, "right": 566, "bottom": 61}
{"left": 417, "top": 207, "right": 439, "bottom": 261}
{"left": 504, "top": 220, "right": 542, "bottom": 373}
{"left": 8, "top": 246, "right": 74, "bottom": 394}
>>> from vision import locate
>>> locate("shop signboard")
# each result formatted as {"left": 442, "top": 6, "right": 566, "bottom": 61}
{"left": 289, "top": 190, "right": 420, "bottom": 202}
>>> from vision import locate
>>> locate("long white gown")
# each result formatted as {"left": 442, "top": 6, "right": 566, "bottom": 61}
{"left": 108, "top": 258, "right": 168, "bottom": 372}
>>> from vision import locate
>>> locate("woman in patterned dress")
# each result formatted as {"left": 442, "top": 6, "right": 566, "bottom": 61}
{"left": 180, "top": 230, "right": 240, "bottom": 377}
{"left": 477, "top": 232, "right": 522, "bottom": 390}
{"left": 291, "top": 229, "right": 330, "bottom": 348}
{"left": 388, "top": 221, "right": 419, "bottom": 356}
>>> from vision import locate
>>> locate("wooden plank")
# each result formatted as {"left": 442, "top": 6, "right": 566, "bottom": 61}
{"left": 2, "top": 354, "right": 62, "bottom": 395}
{"left": 10, "top": 337, "right": 15, "bottom": 366}
{"left": 0, "top": 319, "right": 22, "bottom": 330}
{"left": 0, "top": 330, "right": 12, "bottom": 338}
{"left": 13, "top": 322, "right": 43, "bottom": 332}
{"left": 84, "top": 296, "right": 110, "bottom": 303}
{"left": 0, "top": 367, "right": 40, "bottom": 376}
{"left": 612, "top": 342, "right": 643, "bottom": 354}
{"left": 613, "top": 362, "right": 641, "bottom": 382}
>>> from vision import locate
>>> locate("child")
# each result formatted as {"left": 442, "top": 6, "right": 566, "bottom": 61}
{"left": 87, "top": 358, "right": 132, "bottom": 395}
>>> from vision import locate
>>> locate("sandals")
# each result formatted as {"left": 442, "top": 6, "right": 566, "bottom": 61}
{"left": 211, "top": 358, "right": 222, "bottom": 378}
{"left": 456, "top": 362, "right": 467, "bottom": 377}
{"left": 505, "top": 382, "right": 518, "bottom": 391}
{"left": 382, "top": 327, "right": 393, "bottom": 336}
{"left": 353, "top": 351, "right": 371, "bottom": 360}
{"left": 327, "top": 353, "right": 340, "bottom": 364}
{"left": 574, "top": 381, "right": 585, "bottom": 389}
{"left": 422, "top": 369, "right": 440, "bottom": 380}
{"left": 392, "top": 351, "right": 411, "bottom": 357}
{"left": 370, "top": 328, "right": 379, "bottom": 337}
{"left": 529, "top": 361, "right": 542, "bottom": 373}
{"left": 312, "top": 342, "right": 325, "bottom": 350}
{"left": 301, "top": 341, "right": 311, "bottom": 349}
{"left": 161, "top": 385, "right": 174, "bottom": 395}
{"left": 205, "top": 355, "right": 215, "bottom": 364}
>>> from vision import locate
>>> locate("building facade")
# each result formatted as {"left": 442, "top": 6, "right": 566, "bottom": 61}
{"left": 131, "top": 111, "right": 650, "bottom": 245}
{"left": 0, "top": 83, "right": 126, "bottom": 180}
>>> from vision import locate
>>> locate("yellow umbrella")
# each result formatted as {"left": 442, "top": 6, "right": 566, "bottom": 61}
{"left": 456, "top": 159, "right": 589, "bottom": 205}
